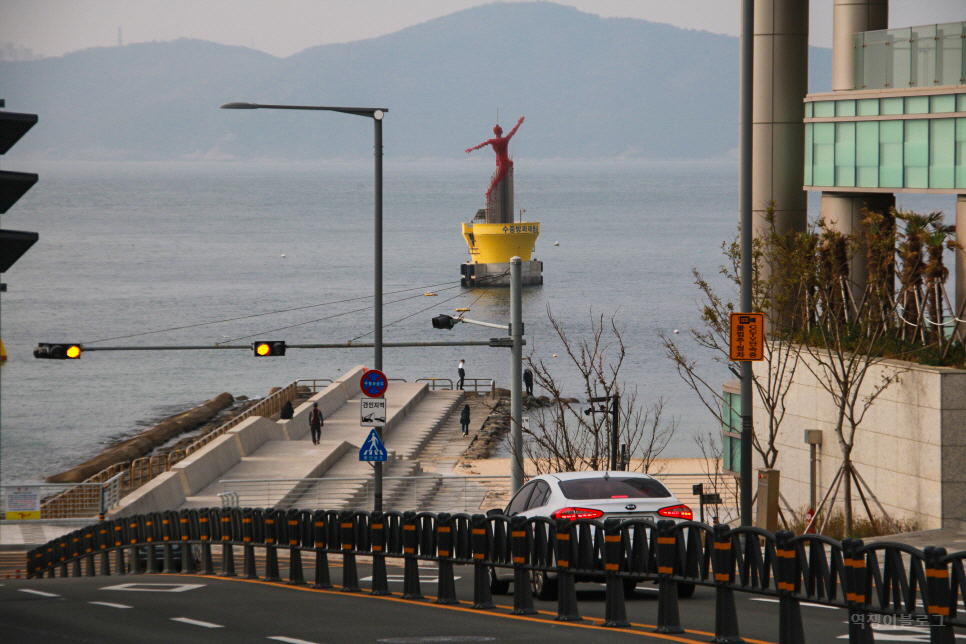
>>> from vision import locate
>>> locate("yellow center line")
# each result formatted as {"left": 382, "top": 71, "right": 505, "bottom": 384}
{"left": 182, "top": 574, "right": 777, "bottom": 644}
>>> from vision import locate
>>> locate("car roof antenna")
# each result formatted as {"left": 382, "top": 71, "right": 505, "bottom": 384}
{"left": 603, "top": 471, "right": 610, "bottom": 480}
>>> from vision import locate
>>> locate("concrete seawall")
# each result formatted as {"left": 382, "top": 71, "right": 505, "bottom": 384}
{"left": 109, "top": 366, "right": 367, "bottom": 517}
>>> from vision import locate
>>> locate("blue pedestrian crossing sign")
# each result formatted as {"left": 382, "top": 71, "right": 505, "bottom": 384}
{"left": 359, "top": 429, "right": 387, "bottom": 462}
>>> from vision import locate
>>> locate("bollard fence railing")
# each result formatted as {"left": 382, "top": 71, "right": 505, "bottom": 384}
{"left": 25, "top": 507, "right": 966, "bottom": 643}
{"left": 217, "top": 475, "right": 513, "bottom": 513}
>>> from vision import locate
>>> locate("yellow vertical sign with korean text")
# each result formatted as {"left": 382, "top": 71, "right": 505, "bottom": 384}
{"left": 730, "top": 312, "right": 764, "bottom": 361}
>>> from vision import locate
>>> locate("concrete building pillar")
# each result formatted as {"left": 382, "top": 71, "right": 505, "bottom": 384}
{"left": 832, "top": 0, "right": 888, "bottom": 91}
{"left": 820, "top": 192, "right": 895, "bottom": 291}
{"left": 752, "top": 0, "right": 809, "bottom": 242}
{"left": 956, "top": 196, "right": 966, "bottom": 325}
{"left": 822, "top": 1, "right": 891, "bottom": 297}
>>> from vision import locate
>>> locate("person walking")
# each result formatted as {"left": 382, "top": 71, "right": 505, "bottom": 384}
{"left": 308, "top": 402, "right": 323, "bottom": 445}
{"left": 523, "top": 368, "right": 534, "bottom": 396}
{"left": 460, "top": 404, "right": 471, "bottom": 437}
{"left": 457, "top": 359, "right": 466, "bottom": 391}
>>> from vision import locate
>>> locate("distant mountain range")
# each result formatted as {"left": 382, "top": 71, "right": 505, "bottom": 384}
{"left": 0, "top": 2, "right": 831, "bottom": 161}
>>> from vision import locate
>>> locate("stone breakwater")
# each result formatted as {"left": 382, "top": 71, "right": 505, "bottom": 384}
{"left": 46, "top": 393, "right": 235, "bottom": 484}
{"left": 460, "top": 392, "right": 576, "bottom": 461}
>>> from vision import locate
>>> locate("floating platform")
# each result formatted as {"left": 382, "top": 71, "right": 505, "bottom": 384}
{"left": 461, "top": 219, "right": 543, "bottom": 287}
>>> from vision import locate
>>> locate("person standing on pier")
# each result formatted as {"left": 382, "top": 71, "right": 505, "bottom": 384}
{"left": 457, "top": 359, "right": 466, "bottom": 391}
{"left": 460, "top": 404, "right": 471, "bottom": 437}
{"left": 309, "top": 402, "right": 324, "bottom": 445}
{"left": 523, "top": 368, "right": 534, "bottom": 397}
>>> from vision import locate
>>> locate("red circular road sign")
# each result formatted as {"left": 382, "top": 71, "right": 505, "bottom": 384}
{"left": 360, "top": 369, "right": 388, "bottom": 398}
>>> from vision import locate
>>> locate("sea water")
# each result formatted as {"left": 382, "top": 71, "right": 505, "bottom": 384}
{"left": 0, "top": 159, "right": 950, "bottom": 485}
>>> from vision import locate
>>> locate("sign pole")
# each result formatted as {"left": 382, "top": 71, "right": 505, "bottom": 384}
{"left": 360, "top": 370, "right": 389, "bottom": 512}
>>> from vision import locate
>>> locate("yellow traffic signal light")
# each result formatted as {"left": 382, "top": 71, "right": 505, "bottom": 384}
{"left": 252, "top": 341, "right": 286, "bottom": 357}
{"left": 34, "top": 343, "right": 82, "bottom": 359}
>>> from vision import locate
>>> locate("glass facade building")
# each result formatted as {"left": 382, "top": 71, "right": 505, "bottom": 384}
{"left": 804, "top": 21, "right": 966, "bottom": 193}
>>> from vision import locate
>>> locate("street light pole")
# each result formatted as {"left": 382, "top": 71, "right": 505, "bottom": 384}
{"left": 219, "top": 101, "right": 386, "bottom": 371}
{"left": 510, "top": 256, "right": 524, "bottom": 494}
{"left": 738, "top": 1, "right": 754, "bottom": 527}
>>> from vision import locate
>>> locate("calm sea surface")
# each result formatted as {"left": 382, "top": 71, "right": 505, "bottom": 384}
{"left": 2, "top": 159, "right": 950, "bottom": 485}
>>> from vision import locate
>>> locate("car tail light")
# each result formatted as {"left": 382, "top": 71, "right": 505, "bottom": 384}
{"left": 658, "top": 505, "right": 693, "bottom": 521}
{"left": 550, "top": 507, "right": 604, "bottom": 520}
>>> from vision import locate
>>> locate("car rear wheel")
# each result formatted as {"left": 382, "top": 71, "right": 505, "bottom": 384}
{"left": 489, "top": 568, "right": 510, "bottom": 595}
{"left": 531, "top": 570, "right": 558, "bottom": 601}
{"left": 677, "top": 582, "right": 696, "bottom": 598}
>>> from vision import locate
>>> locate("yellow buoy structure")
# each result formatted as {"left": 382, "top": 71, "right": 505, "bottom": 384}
{"left": 461, "top": 117, "right": 543, "bottom": 287}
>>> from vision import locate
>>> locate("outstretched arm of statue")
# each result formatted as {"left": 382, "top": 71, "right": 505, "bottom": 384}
{"left": 465, "top": 139, "right": 493, "bottom": 154}
{"left": 506, "top": 116, "right": 525, "bottom": 140}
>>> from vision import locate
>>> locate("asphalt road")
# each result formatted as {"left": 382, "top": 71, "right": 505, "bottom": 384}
{"left": 0, "top": 559, "right": 944, "bottom": 643}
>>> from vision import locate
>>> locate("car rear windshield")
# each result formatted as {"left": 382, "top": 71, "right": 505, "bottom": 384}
{"left": 557, "top": 477, "right": 671, "bottom": 500}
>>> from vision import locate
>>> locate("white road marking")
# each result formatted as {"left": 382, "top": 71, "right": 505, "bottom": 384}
{"left": 749, "top": 597, "right": 840, "bottom": 609}
{"left": 89, "top": 602, "right": 132, "bottom": 609}
{"left": 102, "top": 582, "right": 205, "bottom": 592}
{"left": 172, "top": 617, "right": 223, "bottom": 628}
{"left": 268, "top": 637, "right": 323, "bottom": 644}
{"left": 19, "top": 589, "right": 59, "bottom": 597}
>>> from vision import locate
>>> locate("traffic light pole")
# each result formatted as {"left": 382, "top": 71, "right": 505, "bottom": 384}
{"left": 510, "top": 257, "right": 524, "bottom": 494}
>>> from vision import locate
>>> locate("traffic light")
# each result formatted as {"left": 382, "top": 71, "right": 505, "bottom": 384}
{"left": 0, "top": 101, "right": 40, "bottom": 275}
{"left": 432, "top": 314, "right": 457, "bottom": 330}
{"left": 34, "top": 343, "right": 82, "bottom": 360}
{"left": 252, "top": 341, "right": 286, "bottom": 357}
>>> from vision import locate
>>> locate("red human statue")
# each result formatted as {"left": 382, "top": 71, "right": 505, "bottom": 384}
{"left": 465, "top": 116, "right": 525, "bottom": 198}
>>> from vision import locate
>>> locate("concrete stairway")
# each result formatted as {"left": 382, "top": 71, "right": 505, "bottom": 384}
{"left": 283, "top": 389, "right": 465, "bottom": 511}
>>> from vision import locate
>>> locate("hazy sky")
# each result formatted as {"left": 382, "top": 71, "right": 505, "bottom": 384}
{"left": 2, "top": 0, "right": 962, "bottom": 59}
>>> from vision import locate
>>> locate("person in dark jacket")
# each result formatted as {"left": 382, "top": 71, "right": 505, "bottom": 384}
{"left": 308, "top": 402, "right": 324, "bottom": 444}
{"left": 279, "top": 400, "right": 294, "bottom": 419}
{"left": 523, "top": 368, "right": 534, "bottom": 396}
{"left": 460, "top": 404, "right": 471, "bottom": 437}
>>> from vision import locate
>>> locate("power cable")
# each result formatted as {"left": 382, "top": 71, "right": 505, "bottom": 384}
{"left": 83, "top": 280, "right": 461, "bottom": 345}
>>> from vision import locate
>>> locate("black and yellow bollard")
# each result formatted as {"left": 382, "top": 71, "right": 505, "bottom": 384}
{"left": 841, "top": 538, "right": 870, "bottom": 644}
{"left": 925, "top": 546, "right": 956, "bottom": 644}
{"left": 113, "top": 521, "right": 126, "bottom": 576}
{"left": 602, "top": 518, "right": 629, "bottom": 627}
{"left": 401, "top": 511, "right": 424, "bottom": 600}
{"left": 554, "top": 518, "right": 581, "bottom": 622}
{"left": 340, "top": 510, "right": 361, "bottom": 592}
{"left": 198, "top": 509, "right": 214, "bottom": 575}
{"left": 311, "top": 510, "right": 333, "bottom": 589}
{"left": 711, "top": 524, "right": 742, "bottom": 643}
{"left": 84, "top": 528, "right": 97, "bottom": 577}
{"left": 510, "top": 515, "right": 536, "bottom": 615}
{"left": 654, "top": 520, "right": 683, "bottom": 634}
{"left": 241, "top": 509, "right": 258, "bottom": 579}
{"left": 435, "top": 513, "right": 459, "bottom": 604}
{"left": 263, "top": 510, "right": 282, "bottom": 582}
{"left": 286, "top": 509, "right": 306, "bottom": 585}
{"left": 470, "top": 514, "right": 495, "bottom": 609}
{"left": 369, "top": 511, "right": 391, "bottom": 595}
{"left": 219, "top": 509, "right": 237, "bottom": 577}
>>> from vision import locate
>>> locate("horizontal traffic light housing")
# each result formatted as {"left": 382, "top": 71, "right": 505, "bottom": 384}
{"left": 34, "top": 343, "right": 82, "bottom": 359}
{"left": 252, "top": 341, "right": 286, "bottom": 357}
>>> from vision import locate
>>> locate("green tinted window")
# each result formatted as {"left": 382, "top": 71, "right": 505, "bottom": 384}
{"left": 930, "top": 119, "right": 955, "bottom": 188}
{"left": 857, "top": 99, "right": 879, "bottom": 116}
{"left": 911, "top": 25, "right": 938, "bottom": 86}
{"left": 881, "top": 97, "right": 904, "bottom": 115}
{"left": 956, "top": 119, "right": 966, "bottom": 189}
{"left": 938, "top": 23, "right": 964, "bottom": 87}
{"left": 814, "top": 101, "right": 835, "bottom": 118}
{"left": 905, "top": 96, "right": 929, "bottom": 114}
{"left": 804, "top": 124, "right": 813, "bottom": 184}
{"left": 813, "top": 123, "right": 835, "bottom": 186}
{"left": 879, "top": 120, "right": 904, "bottom": 187}
{"left": 805, "top": 102, "right": 813, "bottom": 118}
{"left": 856, "top": 121, "right": 879, "bottom": 187}
{"left": 931, "top": 95, "right": 956, "bottom": 113}
{"left": 835, "top": 122, "right": 856, "bottom": 186}
{"left": 836, "top": 100, "right": 856, "bottom": 117}
{"left": 904, "top": 119, "right": 929, "bottom": 188}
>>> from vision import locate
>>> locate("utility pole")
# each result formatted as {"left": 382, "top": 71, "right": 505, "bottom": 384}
{"left": 739, "top": 0, "right": 755, "bottom": 527}
{"left": 510, "top": 256, "right": 524, "bottom": 494}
